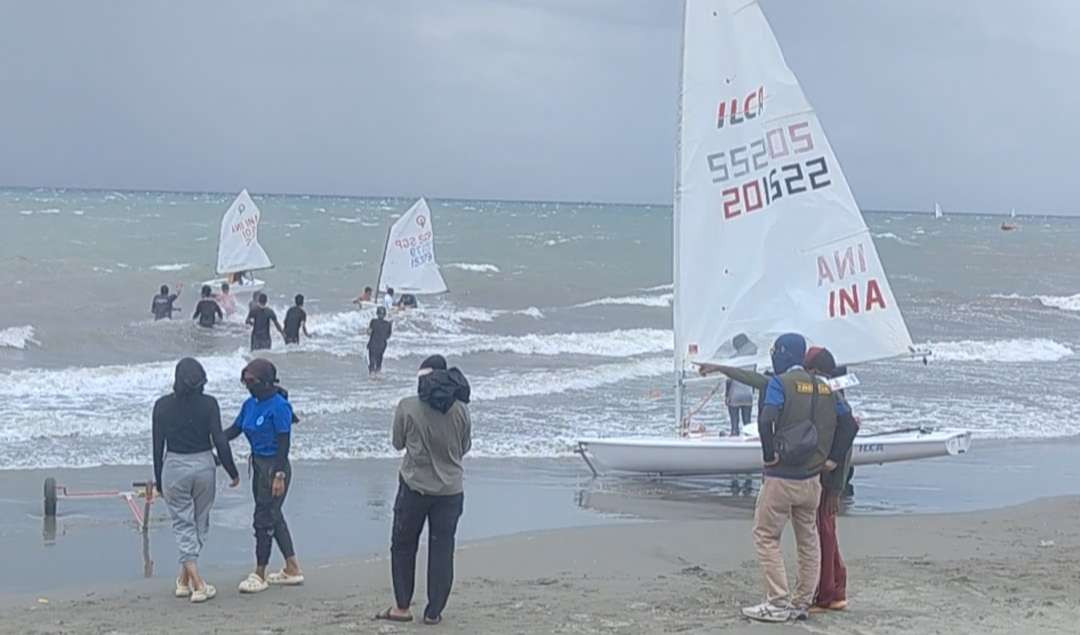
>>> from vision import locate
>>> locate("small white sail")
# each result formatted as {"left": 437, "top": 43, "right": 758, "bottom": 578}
{"left": 675, "top": 0, "right": 913, "bottom": 372}
{"left": 934, "top": 202, "right": 943, "bottom": 219}
{"left": 1010, "top": 207, "right": 1016, "bottom": 219}
{"left": 216, "top": 190, "right": 272, "bottom": 275}
{"left": 377, "top": 198, "right": 448, "bottom": 295}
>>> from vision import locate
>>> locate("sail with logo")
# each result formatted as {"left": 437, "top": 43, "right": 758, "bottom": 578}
{"left": 674, "top": 0, "right": 913, "bottom": 375}
{"left": 375, "top": 198, "right": 448, "bottom": 297}
{"left": 203, "top": 189, "right": 273, "bottom": 295}
{"left": 574, "top": 0, "right": 970, "bottom": 477}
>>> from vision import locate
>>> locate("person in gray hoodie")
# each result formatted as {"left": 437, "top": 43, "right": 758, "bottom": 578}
{"left": 376, "top": 355, "right": 471, "bottom": 626}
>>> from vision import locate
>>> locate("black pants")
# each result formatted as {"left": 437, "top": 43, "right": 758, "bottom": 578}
{"left": 252, "top": 456, "right": 295, "bottom": 566}
{"left": 251, "top": 333, "right": 272, "bottom": 351}
{"left": 728, "top": 405, "right": 752, "bottom": 436}
{"left": 391, "top": 478, "right": 464, "bottom": 620}
{"left": 368, "top": 344, "right": 386, "bottom": 373}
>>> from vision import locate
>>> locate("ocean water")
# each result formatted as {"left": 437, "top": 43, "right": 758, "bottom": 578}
{"left": 1, "top": 188, "right": 1079, "bottom": 470}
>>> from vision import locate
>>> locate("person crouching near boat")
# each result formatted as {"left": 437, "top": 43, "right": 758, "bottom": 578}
{"left": 376, "top": 355, "right": 471, "bottom": 626}
{"left": 225, "top": 358, "right": 305, "bottom": 593}
{"left": 804, "top": 347, "right": 859, "bottom": 614}
{"left": 742, "top": 333, "right": 846, "bottom": 624}
{"left": 153, "top": 358, "right": 240, "bottom": 603}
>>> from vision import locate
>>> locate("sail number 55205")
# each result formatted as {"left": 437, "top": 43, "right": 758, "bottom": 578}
{"left": 721, "top": 157, "right": 831, "bottom": 220}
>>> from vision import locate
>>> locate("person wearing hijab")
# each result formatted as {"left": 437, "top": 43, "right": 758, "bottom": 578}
{"left": 152, "top": 357, "right": 240, "bottom": 603}
{"left": 376, "top": 355, "right": 471, "bottom": 625}
{"left": 803, "top": 347, "right": 859, "bottom": 613}
{"left": 224, "top": 358, "right": 305, "bottom": 593}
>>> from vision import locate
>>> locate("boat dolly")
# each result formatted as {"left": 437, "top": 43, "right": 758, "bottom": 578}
{"left": 43, "top": 477, "right": 156, "bottom": 533}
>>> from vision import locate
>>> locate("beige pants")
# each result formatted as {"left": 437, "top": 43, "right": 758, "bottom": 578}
{"left": 752, "top": 476, "right": 822, "bottom": 608}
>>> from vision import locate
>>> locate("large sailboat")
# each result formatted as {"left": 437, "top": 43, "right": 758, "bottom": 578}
{"left": 202, "top": 189, "right": 273, "bottom": 296}
{"left": 576, "top": 0, "right": 970, "bottom": 476}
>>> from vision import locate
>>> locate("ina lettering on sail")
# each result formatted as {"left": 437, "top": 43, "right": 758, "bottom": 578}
{"left": 817, "top": 243, "right": 887, "bottom": 318}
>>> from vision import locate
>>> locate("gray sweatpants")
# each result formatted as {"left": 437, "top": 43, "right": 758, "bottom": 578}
{"left": 162, "top": 451, "right": 217, "bottom": 564}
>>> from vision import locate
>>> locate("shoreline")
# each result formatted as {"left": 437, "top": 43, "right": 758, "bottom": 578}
{"left": 6, "top": 495, "right": 1080, "bottom": 633}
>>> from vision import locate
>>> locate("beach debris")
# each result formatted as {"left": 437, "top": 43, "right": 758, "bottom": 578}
{"left": 1039, "top": 540, "right": 1056, "bottom": 548}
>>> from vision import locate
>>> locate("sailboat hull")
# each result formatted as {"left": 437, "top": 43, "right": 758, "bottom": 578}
{"left": 201, "top": 278, "right": 266, "bottom": 296}
{"left": 576, "top": 429, "right": 972, "bottom": 476}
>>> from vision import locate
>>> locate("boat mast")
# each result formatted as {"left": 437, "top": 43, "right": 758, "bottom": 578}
{"left": 672, "top": 0, "right": 688, "bottom": 431}
{"left": 374, "top": 222, "right": 393, "bottom": 302}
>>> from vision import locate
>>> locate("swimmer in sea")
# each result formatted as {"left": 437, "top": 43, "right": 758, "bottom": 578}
{"left": 283, "top": 295, "right": 310, "bottom": 345}
{"left": 193, "top": 285, "right": 224, "bottom": 328}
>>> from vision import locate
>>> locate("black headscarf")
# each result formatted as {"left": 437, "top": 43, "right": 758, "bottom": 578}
{"left": 243, "top": 358, "right": 300, "bottom": 422}
{"left": 417, "top": 355, "right": 471, "bottom": 414}
{"left": 173, "top": 357, "right": 207, "bottom": 397}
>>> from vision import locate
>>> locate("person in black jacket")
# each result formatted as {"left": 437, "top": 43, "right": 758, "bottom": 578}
{"left": 152, "top": 357, "right": 240, "bottom": 603}
{"left": 367, "top": 306, "right": 392, "bottom": 374}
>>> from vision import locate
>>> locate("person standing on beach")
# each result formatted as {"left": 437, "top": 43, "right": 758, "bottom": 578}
{"left": 383, "top": 287, "right": 396, "bottom": 312}
{"left": 376, "top": 355, "right": 471, "bottom": 625}
{"left": 367, "top": 306, "right": 392, "bottom": 374}
{"left": 804, "top": 347, "right": 859, "bottom": 614}
{"left": 741, "top": 333, "right": 846, "bottom": 623}
{"left": 152, "top": 357, "right": 240, "bottom": 603}
{"left": 225, "top": 358, "right": 305, "bottom": 593}
{"left": 151, "top": 284, "right": 182, "bottom": 320}
{"left": 246, "top": 293, "right": 284, "bottom": 351}
{"left": 283, "top": 294, "right": 309, "bottom": 345}
{"left": 192, "top": 285, "right": 224, "bottom": 328}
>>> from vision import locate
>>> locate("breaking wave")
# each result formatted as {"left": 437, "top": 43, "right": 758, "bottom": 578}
{"left": 576, "top": 293, "right": 673, "bottom": 308}
{"left": 872, "top": 232, "right": 919, "bottom": 246}
{"left": 150, "top": 263, "right": 192, "bottom": 272}
{"left": 445, "top": 263, "right": 500, "bottom": 273}
{"left": 0, "top": 325, "right": 40, "bottom": 350}
{"left": 926, "top": 338, "right": 1074, "bottom": 363}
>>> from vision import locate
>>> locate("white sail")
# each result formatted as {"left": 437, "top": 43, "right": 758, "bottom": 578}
{"left": 377, "top": 198, "right": 448, "bottom": 295}
{"left": 216, "top": 190, "right": 272, "bottom": 275}
{"left": 934, "top": 202, "right": 943, "bottom": 219}
{"left": 1010, "top": 207, "right": 1016, "bottom": 219}
{"left": 675, "top": 0, "right": 913, "bottom": 373}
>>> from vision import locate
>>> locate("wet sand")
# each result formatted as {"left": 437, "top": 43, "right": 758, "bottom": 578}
{"left": 4, "top": 439, "right": 1080, "bottom": 633}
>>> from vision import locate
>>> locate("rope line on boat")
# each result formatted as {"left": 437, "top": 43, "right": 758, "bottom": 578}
{"left": 679, "top": 380, "right": 724, "bottom": 433}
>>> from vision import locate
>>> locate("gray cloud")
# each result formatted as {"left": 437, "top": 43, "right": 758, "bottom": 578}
{"left": 1, "top": 1, "right": 1077, "bottom": 214}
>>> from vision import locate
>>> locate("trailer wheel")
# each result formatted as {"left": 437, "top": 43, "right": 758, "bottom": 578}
{"left": 44, "top": 477, "right": 57, "bottom": 517}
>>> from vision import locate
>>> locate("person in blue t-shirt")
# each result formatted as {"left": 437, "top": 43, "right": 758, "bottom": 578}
{"left": 225, "top": 358, "right": 305, "bottom": 594}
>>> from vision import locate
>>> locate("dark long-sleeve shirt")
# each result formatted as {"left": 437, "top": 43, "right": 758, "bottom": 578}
{"left": 152, "top": 392, "right": 238, "bottom": 491}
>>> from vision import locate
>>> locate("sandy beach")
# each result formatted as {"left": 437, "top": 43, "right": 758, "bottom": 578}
{"left": 4, "top": 440, "right": 1080, "bottom": 634}
{"left": 5, "top": 495, "right": 1080, "bottom": 634}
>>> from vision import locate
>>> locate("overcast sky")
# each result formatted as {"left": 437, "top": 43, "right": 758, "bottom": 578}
{"left": 2, "top": 1, "right": 1078, "bottom": 213}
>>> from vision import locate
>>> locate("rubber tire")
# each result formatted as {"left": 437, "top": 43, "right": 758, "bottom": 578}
{"left": 44, "top": 477, "right": 57, "bottom": 517}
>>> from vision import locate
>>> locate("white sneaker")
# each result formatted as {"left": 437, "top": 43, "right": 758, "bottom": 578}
{"left": 238, "top": 572, "right": 270, "bottom": 594}
{"left": 741, "top": 601, "right": 793, "bottom": 623}
{"left": 175, "top": 578, "right": 191, "bottom": 598}
{"left": 190, "top": 584, "right": 216, "bottom": 604}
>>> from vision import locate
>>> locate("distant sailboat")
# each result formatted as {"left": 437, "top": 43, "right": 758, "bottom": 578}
{"left": 933, "top": 202, "right": 943, "bottom": 219}
{"left": 575, "top": 0, "right": 970, "bottom": 476}
{"left": 1001, "top": 208, "right": 1018, "bottom": 231}
{"left": 202, "top": 190, "right": 273, "bottom": 295}
{"left": 375, "top": 198, "right": 448, "bottom": 301}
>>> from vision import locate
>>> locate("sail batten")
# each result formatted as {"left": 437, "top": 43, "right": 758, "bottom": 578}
{"left": 216, "top": 190, "right": 273, "bottom": 275}
{"left": 675, "top": 0, "right": 913, "bottom": 372}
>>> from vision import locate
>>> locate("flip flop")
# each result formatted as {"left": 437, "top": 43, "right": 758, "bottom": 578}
{"left": 374, "top": 608, "right": 413, "bottom": 623}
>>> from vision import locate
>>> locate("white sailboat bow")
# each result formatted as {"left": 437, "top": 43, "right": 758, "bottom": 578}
{"left": 376, "top": 198, "right": 448, "bottom": 296}
{"left": 202, "top": 189, "right": 272, "bottom": 295}
{"left": 576, "top": 0, "right": 970, "bottom": 476}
